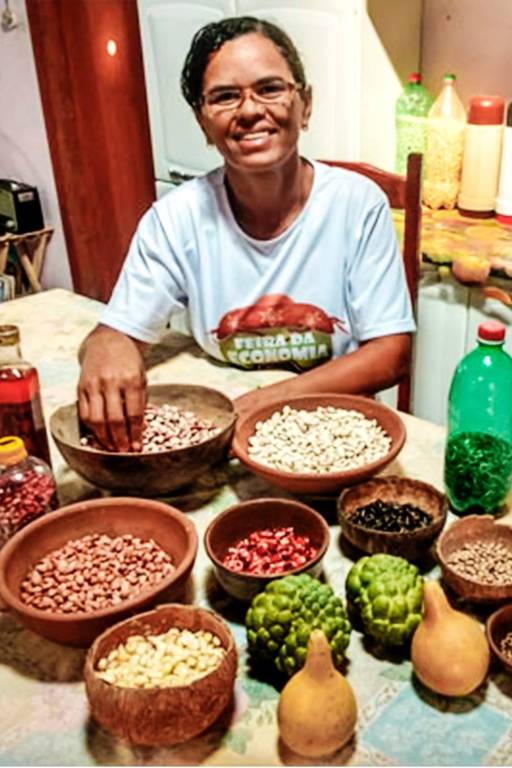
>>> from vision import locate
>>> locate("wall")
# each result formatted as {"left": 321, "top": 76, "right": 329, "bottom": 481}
{"left": 421, "top": 0, "right": 512, "bottom": 108}
{"left": 0, "top": 0, "right": 72, "bottom": 290}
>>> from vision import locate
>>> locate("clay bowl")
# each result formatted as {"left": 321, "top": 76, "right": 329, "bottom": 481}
{"left": 437, "top": 515, "right": 512, "bottom": 604}
{"left": 486, "top": 603, "right": 512, "bottom": 674}
{"left": 231, "top": 394, "right": 406, "bottom": 496}
{"left": 0, "top": 497, "right": 198, "bottom": 646}
{"left": 50, "top": 383, "right": 236, "bottom": 496}
{"left": 84, "top": 603, "right": 237, "bottom": 746}
{"left": 204, "top": 497, "right": 330, "bottom": 601}
{"left": 337, "top": 476, "right": 448, "bottom": 560}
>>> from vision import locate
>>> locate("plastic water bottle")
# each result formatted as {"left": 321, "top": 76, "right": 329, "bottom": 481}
{"left": 395, "top": 73, "right": 433, "bottom": 175}
{"left": 444, "top": 321, "right": 512, "bottom": 516}
{"left": 423, "top": 73, "right": 466, "bottom": 210}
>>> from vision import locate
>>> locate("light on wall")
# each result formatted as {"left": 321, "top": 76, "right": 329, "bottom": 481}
{"left": 106, "top": 39, "right": 118, "bottom": 57}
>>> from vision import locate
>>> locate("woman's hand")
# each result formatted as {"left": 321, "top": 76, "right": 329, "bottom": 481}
{"left": 78, "top": 325, "right": 148, "bottom": 452}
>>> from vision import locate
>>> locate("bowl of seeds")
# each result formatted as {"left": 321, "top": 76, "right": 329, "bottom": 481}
{"left": 232, "top": 394, "right": 406, "bottom": 495}
{"left": 486, "top": 603, "right": 512, "bottom": 674}
{"left": 84, "top": 603, "right": 237, "bottom": 745}
{"left": 337, "top": 476, "right": 448, "bottom": 560}
{"left": 0, "top": 497, "right": 198, "bottom": 646}
{"left": 437, "top": 516, "right": 512, "bottom": 603}
{"left": 50, "top": 383, "right": 236, "bottom": 495}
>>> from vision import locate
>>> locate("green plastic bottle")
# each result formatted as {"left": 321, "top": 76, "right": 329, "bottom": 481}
{"left": 444, "top": 321, "right": 512, "bottom": 516}
{"left": 395, "top": 72, "right": 433, "bottom": 175}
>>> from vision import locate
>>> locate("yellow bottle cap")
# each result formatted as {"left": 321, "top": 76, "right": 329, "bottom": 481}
{"left": 0, "top": 436, "right": 28, "bottom": 465}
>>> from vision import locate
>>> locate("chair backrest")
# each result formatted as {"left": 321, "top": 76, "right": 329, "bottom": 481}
{"left": 319, "top": 153, "right": 422, "bottom": 413}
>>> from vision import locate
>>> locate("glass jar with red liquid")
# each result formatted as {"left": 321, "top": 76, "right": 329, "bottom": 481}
{"left": 0, "top": 325, "right": 51, "bottom": 465}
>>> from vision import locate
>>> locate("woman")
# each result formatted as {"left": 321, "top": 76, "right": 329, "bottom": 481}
{"left": 78, "top": 16, "right": 415, "bottom": 451}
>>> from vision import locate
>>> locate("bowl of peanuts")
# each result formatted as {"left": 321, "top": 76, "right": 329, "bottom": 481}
{"left": 84, "top": 603, "right": 237, "bottom": 746}
{"left": 50, "top": 384, "right": 236, "bottom": 496}
{"left": 486, "top": 603, "right": 512, "bottom": 675}
{"left": 232, "top": 394, "right": 406, "bottom": 495}
{"left": 437, "top": 515, "right": 512, "bottom": 603}
{"left": 204, "top": 497, "right": 330, "bottom": 601}
{"left": 0, "top": 497, "right": 198, "bottom": 646}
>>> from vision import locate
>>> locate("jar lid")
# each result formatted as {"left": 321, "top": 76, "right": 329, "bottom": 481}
{"left": 0, "top": 325, "right": 20, "bottom": 346}
{"left": 0, "top": 436, "right": 27, "bottom": 465}
{"left": 408, "top": 72, "right": 421, "bottom": 84}
{"left": 468, "top": 95, "right": 505, "bottom": 125}
{"left": 478, "top": 321, "right": 506, "bottom": 342}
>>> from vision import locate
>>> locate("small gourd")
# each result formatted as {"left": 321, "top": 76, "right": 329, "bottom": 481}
{"left": 277, "top": 629, "right": 357, "bottom": 757}
{"left": 411, "top": 580, "right": 490, "bottom": 696}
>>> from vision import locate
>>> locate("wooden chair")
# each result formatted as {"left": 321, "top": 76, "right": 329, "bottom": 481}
{"left": 319, "top": 153, "right": 422, "bottom": 413}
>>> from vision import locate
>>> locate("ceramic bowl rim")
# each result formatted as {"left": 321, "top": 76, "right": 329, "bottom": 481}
{"left": 204, "top": 497, "right": 330, "bottom": 583}
{"left": 0, "top": 497, "right": 198, "bottom": 623}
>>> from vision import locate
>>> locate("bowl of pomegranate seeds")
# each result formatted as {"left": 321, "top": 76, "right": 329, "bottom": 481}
{"left": 204, "top": 498, "right": 330, "bottom": 601}
{"left": 50, "top": 384, "right": 236, "bottom": 495}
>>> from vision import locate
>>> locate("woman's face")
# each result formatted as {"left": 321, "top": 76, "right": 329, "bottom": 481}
{"left": 196, "top": 33, "right": 311, "bottom": 174}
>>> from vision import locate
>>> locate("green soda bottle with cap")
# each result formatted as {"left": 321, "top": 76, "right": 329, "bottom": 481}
{"left": 395, "top": 72, "right": 433, "bottom": 175}
{"left": 444, "top": 320, "right": 512, "bottom": 516}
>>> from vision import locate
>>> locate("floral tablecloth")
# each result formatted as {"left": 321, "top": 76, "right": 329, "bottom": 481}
{"left": 0, "top": 289, "right": 512, "bottom": 767}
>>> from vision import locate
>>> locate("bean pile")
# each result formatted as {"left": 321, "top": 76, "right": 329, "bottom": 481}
{"left": 248, "top": 405, "right": 391, "bottom": 474}
{"left": 351, "top": 500, "right": 432, "bottom": 533}
{"left": 20, "top": 533, "right": 175, "bottom": 613}
{"left": 499, "top": 631, "right": 512, "bottom": 663}
{"left": 445, "top": 540, "right": 512, "bottom": 585}
{"left": 95, "top": 627, "right": 225, "bottom": 688}
{"left": 0, "top": 469, "right": 56, "bottom": 547}
{"left": 82, "top": 403, "right": 220, "bottom": 453}
{"left": 222, "top": 526, "right": 317, "bottom": 575}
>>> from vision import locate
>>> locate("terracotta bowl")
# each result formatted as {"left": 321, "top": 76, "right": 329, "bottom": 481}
{"left": 231, "top": 394, "right": 406, "bottom": 495}
{"left": 204, "top": 498, "right": 330, "bottom": 601}
{"left": 486, "top": 603, "right": 512, "bottom": 674}
{"left": 84, "top": 603, "right": 237, "bottom": 746}
{"left": 437, "top": 515, "right": 512, "bottom": 604}
{"left": 0, "top": 497, "right": 198, "bottom": 646}
{"left": 50, "top": 384, "right": 236, "bottom": 496}
{"left": 338, "top": 476, "right": 448, "bottom": 560}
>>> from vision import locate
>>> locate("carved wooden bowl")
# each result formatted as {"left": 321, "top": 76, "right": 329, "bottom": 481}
{"left": 232, "top": 394, "right": 406, "bottom": 495}
{"left": 338, "top": 476, "right": 448, "bottom": 560}
{"left": 84, "top": 604, "right": 237, "bottom": 746}
{"left": 50, "top": 384, "right": 236, "bottom": 495}
{"left": 486, "top": 603, "right": 512, "bottom": 674}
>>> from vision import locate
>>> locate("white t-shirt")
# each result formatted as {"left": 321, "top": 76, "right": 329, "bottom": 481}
{"left": 101, "top": 159, "right": 415, "bottom": 370}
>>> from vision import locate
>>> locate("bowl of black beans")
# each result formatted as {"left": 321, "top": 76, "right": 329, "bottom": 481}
{"left": 337, "top": 475, "right": 448, "bottom": 561}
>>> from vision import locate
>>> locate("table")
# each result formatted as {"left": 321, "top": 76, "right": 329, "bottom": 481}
{"left": 1, "top": 289, "right": 512, "bottom": 767}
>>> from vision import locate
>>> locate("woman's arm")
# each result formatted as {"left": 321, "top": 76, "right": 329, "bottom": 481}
{"left": 233, "top": 332, "right": 411, "bottom": 419}
{"left": 78, "top": 324, "right": 149, "bottom": 451}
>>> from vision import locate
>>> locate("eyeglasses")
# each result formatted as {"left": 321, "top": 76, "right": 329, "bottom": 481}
{"left": 201, "top": 77, "right": 303, "bottom": 113}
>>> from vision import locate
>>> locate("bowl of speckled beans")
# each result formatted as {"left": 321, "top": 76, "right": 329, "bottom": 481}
{"left": 50, "top": 384, "right": 236, "bottom": 496}
{"left": 486, "top": 603, "right": 512, "bottom": 674}
{"left": 436, "top": 515, "right": 512, "bottom": 603}
{"left": 0, "top": 497, "right": 198, "bottom": 646}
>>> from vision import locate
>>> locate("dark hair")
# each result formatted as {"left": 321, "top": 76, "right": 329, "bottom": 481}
{"left": 180, "top": 16, "right": 307, "bottom": 109}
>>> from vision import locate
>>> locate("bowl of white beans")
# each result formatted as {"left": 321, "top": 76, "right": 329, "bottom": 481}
{"left": 84, "top": 603, "right": 237, "bottom": 746}
{"left": 50, "top": 384, "right": 236, "bottom": 495}
{"left": 232, "top": 394, "right": 406, "bottom": 495}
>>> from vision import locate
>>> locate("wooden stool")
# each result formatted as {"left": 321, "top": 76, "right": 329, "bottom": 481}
{"left": 0, "top": 227, "right": 54, "bottom": 294}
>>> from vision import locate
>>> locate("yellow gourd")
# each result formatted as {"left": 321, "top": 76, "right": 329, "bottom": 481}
{"left": 411, "top": 580, "right": 490, "bottom": 696}
{"left": 277, "top": 629, "right": 357, "bottom": 757}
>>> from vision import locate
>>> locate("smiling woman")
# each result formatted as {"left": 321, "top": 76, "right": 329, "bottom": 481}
{"left": 78, "top": 16, "right": 415, "bottom": 451}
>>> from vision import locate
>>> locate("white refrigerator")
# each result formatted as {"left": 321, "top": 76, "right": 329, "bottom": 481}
{"left": 137, "top": 0, "right": 423, "bottom": 199}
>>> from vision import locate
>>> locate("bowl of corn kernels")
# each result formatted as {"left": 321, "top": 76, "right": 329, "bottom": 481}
{"left": 84, "top": 603, "right": 237, "bottom": 746}
{"left": 232, "top": 393, "right": 406, "bottom": 495}
{"left": 50, "top": 383, "right": 236, "bottom": 495}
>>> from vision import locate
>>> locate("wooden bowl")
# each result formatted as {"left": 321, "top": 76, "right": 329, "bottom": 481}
{"left": 84, "top": 604, "right": 237, "bottom": 746}
{"left": 0, "top": 497, "right": 198, "bottom": 646}
{"left": 437, "top": 516, "right": 512, "bottom": 604}
{"left": 50, "top": 384, "right": 236, "bottom": 495}
{"left": 204, "top": 498, "right": 330, "bottom": 601}
{"left": 338, "top": 476, "right": 448, "bottom": 560}
{"left": 231, "top": 394, "right": 406, "bottom": 495}
{"left": 486, "top": 603, "right": 512, "bottom": 674}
